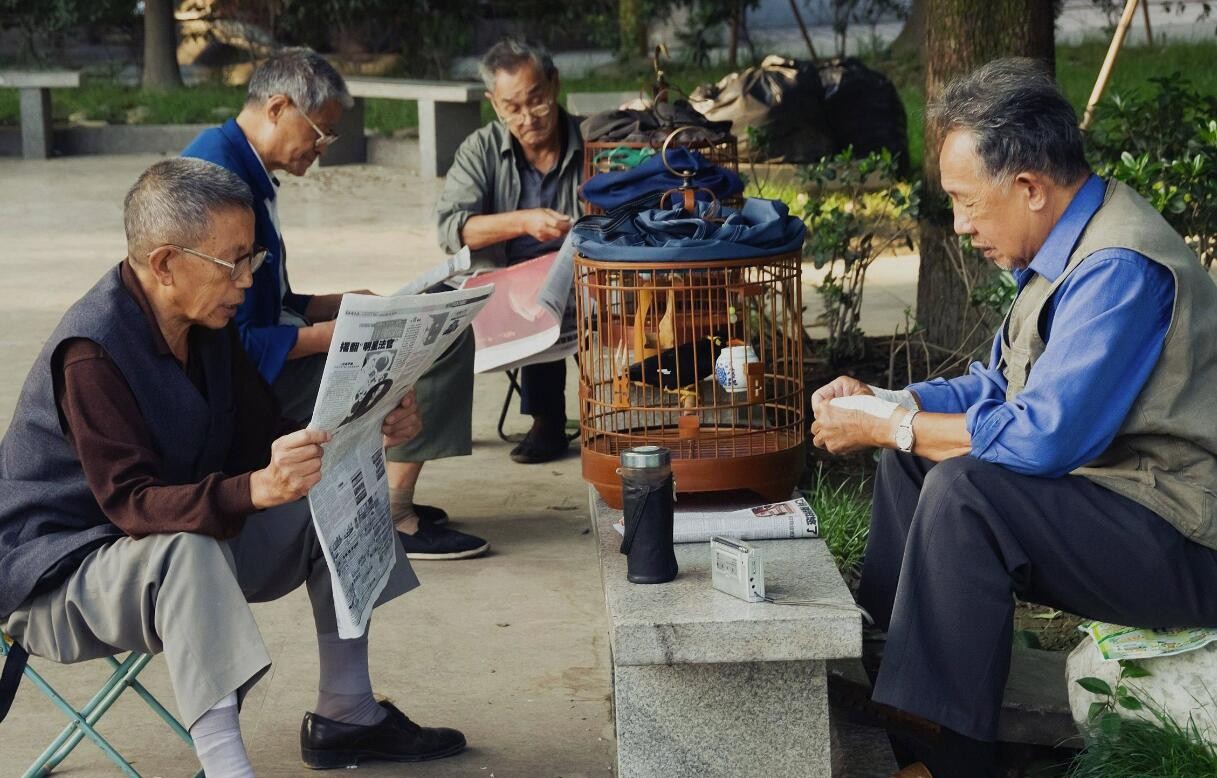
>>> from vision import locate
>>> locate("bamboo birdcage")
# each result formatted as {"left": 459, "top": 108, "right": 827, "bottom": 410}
{"left": 575, "top": 248, "right": 805, "bottom": 508}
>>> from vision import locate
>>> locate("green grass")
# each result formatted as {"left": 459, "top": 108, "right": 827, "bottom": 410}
{"left": 1067, "top": 711, "right": 1217, "bottom": 777}
{"left": 802, "top": 471, "right": 872, "bottom": 582}
{"left": 3, "top": 39, "right": 1215, "bottom": 167}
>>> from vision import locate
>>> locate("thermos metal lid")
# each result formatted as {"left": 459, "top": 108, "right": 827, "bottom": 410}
{"left": 621, "top": 445, "right": 670, "bottom": 469}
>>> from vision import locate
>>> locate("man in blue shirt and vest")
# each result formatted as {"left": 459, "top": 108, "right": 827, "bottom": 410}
{"left": 183, "top": 48, "right": 488, "bottom": 560}
{"left": 811, "top": 59, "right": 1217, "bottom": 777}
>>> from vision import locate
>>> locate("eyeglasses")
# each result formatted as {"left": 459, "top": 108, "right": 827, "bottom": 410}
{"left": 495, "top": 99, "right": 555, "bottom": 127}
{"left": 293, "top": 104, "right": 340, "bottom": 150}
{"left": 153, "top": 244, "right": 268, "bottom": 280}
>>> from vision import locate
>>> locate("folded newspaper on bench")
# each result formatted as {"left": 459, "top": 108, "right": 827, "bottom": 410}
{"left": 1083, "top": 622, "right": 1217, "bottom": 662}
{"left": 307, "top": 283, "right": 493, "bottom": 638}
{"left": 612, "top": 496, "right": 819, "bottom": 544}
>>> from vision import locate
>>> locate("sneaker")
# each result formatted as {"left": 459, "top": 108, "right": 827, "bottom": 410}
{"left": 396, "top": 524, "right": 488, "bottom": 560}
{"left": 509, "top": 420, "right": 571, "bottom": 464}
{"left": 414, "top": 504, "right": 449, "bottom": 527}
{"left": 301, "top": 700, "right": 466, "bottom": 769}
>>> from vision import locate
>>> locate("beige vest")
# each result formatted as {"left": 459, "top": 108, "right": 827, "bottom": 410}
{"left": 1001, "top": 180, "right": 1217, "bottom": 549}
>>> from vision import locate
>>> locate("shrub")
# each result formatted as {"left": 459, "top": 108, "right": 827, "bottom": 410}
{"left": 798, "top": 147, "right": 919, "bottom": 364}
{"left": 1088, "top": 76, "right": 1217, "bottom": 268}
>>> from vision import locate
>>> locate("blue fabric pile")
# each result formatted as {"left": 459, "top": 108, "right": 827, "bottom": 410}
{"left": 579, "top": 148, "right": 744, "bottom": 212}
{"left": 573, "top": 197, "right": 805, "bottom": 261}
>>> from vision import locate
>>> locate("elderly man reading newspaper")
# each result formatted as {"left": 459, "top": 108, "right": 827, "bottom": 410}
{"left": 0, "top": 159, "right": 467, "bottom": 777}
{"left": 810, "top": 59, "right": 1217, "bottom": 778}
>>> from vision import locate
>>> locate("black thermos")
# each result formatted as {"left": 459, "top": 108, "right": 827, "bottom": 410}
{"left": 618, "top": 446, "right": 678, "bottom": 584}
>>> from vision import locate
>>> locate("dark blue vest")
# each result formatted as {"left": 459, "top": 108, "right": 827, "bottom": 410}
{"left": 0, "top": 264, "right": 236, "bottom": 617}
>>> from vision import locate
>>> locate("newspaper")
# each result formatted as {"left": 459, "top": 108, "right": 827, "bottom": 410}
{"left": 1083, "top": 622, "right": 1217, "bottom": 662}
{"left": 463, "top": 251, "right": 578, "bottom": 374}
{"left": 307, "top": 285, "right": 494, "bottom": 638}
{"left": 392, "top": 247, "right": 472, "bottom": 296}
{"left": 612, "top": 496, "right": 820, "bottom": 544}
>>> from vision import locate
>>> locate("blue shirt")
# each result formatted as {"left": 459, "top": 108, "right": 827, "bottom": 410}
{"left": 907, "top": 175, "right": 1175, "bottom": 477}
{"left": 181, "top": 120, "right": 313, "bottom": 383}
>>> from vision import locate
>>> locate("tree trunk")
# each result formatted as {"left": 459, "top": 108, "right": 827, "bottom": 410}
{"left": 890, "top": 0, "right": 927, "bottom": 61}
{"left": 915, "top": 0, "right": 1055, "bottom": 354}
{"left": 143, "top": 0, "right": 184, "bottom": 90}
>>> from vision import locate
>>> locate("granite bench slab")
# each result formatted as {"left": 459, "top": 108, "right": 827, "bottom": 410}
{"left": 321, "top": 76, "right": 483, "bottom": 177}
{"left": 591, "top": 490, "right": 863, "bottom": 778}
{"left": 0, "top": 70, "right": 81, "bottom": 159}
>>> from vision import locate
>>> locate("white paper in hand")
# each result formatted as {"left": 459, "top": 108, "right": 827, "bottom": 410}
{"left": 829, "top": 394, "right": 900, "bottom": 419}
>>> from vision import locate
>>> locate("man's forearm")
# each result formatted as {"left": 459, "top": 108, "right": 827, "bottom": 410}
{"left": 304, "top": 293, "right": 344, "bottom": 322}
{"left": 286, "top": 323, "right": 330, "bottom": 359}
{"left": 897, "top": 412, "right": 973, "bottom": 461}
{"left": 461, "top": 212, "right": 525, "bottom": 250}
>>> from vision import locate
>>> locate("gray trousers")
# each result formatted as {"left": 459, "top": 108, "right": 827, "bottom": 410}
{"left": 273, "top": 330, "right": 475, "bottom": 463}
{"left": 859, "top": 451, "right": 1217, "bottom": 742}
{"left": 3, "top": 500, "right": 419, "bottom": 729}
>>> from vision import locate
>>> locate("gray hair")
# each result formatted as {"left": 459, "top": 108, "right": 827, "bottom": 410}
{"left": 124, "top": 158, "right": 253, "bottom": 261}
{"left": 245, "top": 47, "right": 353, "bottom": 112}
{"left": 478, "top": 38, "right": 557, "bottom": 91}
{"left": 928, "top": 57, "right": 1089, "bottom": 187}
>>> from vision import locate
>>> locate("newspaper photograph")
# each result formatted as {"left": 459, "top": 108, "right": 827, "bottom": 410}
{"left": 1084, "top": 622, "right": 1217, "bottom": 662}
{"left": 307, "top": 284, "right": 494, "bottom": 638}
{"left": 612, "top": 496, "right": 820, "bottom": 544}
{"left": 463, "top": 251, "right": 578, "bottom": 375}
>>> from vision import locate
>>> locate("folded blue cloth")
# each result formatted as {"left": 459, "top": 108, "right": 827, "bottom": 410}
{"left": 573, "top": 197, "right": 806, "bottom": 261}
{"left": 579, "top": 148, "right": 744, "bottom": 212}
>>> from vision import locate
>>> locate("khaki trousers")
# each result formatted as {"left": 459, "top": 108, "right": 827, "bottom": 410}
{"left": 3, "top": 499, "right": 419, "bottom": 729}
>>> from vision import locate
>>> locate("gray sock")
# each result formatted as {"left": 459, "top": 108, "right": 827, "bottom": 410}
{"left": 315, "top": 630, "right": 389, "bottom": 726}
{"left": 190, "top": 694, "right": 254, "bottom": 778}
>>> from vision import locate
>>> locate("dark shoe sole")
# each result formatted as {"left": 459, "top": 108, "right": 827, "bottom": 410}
{"left": 302, "top": 737, "right": 467, "bottom": 769}
{"left": 509, "top": 447, "right": 570, "bottom": 464}
{"left": 404, "top": 541, "right": 489, "bottom": 560}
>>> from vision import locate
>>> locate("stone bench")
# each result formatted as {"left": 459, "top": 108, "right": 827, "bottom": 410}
{"left": 322, "top": 76, "right": 483, "bottom": 177}
{"left": 0, "top": 70, "right": 80, "bottom": 159}
{"left": 590, "top": 491, "right": 862, "bottom": 777}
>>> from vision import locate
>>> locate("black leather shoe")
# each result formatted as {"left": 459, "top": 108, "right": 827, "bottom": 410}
{"left": 300, "top": 700, "right": 466, "bottom": 769}
{"left": 509, "top": 420, "right": 571, "bottom": 464}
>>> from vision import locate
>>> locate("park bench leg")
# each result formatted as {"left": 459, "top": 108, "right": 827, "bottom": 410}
{"left": 321, "top": 96, "right": 367, "bottom": 166}
{"left": 613, "top": 660, "right": 833, "bottom": 778}
{"left": 417, "top": 100, "right": 483, "bottom": 178}
{"left": 18, "top": 87, "right": 52, "bottom": 160}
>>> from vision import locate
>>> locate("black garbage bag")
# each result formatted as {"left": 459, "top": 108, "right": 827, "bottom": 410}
{"left": 816, "top": 57, "right": 909, "bottom": 173}
{"left": 689, "top": 55, "right": 835, "bottom": 164}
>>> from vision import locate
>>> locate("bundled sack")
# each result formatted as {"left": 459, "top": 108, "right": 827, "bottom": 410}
{"left": 580, "top": 147, "right": 743, "bottom": 213}
{"left": 580, "top": 100, "right": 733, "bottom": 146}
{"left": 689, "top": 55, "right": 834, "bottom": 164}
{"left": 816, "top": 57, "right": 909, "bottom": 173}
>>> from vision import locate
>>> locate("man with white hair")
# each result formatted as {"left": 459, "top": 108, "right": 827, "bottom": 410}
{"left": 811, "top": 59, "right": 1217, "bottom": 776}
{"left": 0, "top": 158, "right": 467, "bottom": 777}
{"left": 435, "top": 37, "right": 584, "bottom": 465}
{"left": 183, "top": 48, "right": 488, "bottom": 560}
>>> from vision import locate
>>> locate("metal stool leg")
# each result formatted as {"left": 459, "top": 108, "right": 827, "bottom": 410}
{"left": 497, "top": 369, "right": 523, "bottom": 443}
{"left": 20, "top": 662, "right": 140, "bottom": 778}
{"left": 39, "top": 653, "right": 150, "bottom": 772}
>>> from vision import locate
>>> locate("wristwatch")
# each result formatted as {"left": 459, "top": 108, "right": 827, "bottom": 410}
{"left": 894, "top": 409, "right": 919, "bottom": 453}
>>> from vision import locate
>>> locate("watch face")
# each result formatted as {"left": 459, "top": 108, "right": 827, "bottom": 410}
{"left": 895, "top": 426, "right": 914, "bottom": 451}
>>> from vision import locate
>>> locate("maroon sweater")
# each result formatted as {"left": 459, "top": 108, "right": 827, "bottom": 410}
{"left": 53, "top": 263, "right": 297, "bottom": 539}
